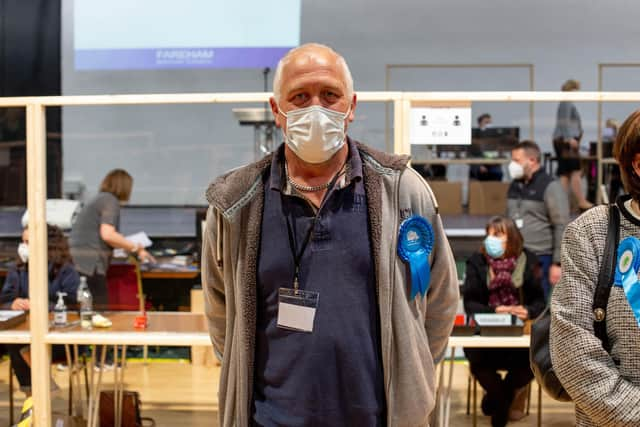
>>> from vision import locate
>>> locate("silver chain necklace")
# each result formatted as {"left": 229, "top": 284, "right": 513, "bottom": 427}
{"left": 284, "top": 162, "right": 333, "bottom": 192}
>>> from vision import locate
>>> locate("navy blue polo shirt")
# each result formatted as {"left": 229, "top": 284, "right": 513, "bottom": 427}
{"left": 253, "top": 140, "right": 385, "bottom": 426}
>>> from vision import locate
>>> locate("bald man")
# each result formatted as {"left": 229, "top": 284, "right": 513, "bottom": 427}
{"left": 202, "top": 43, "right": 459, "bottom": 427}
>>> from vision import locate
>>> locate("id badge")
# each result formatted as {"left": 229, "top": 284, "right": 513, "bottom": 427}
{"left": 277, "top": 288, "right": 319, "bottom": 333}
{"left": 515, "top": 218, "right": 524, "bottom": 229}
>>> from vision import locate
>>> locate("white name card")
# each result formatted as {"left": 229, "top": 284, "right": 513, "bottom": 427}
{"left": 474, "top": 313, "right": 512, "bottom": 326}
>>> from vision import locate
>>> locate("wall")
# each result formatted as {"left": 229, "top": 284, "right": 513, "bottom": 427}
{"left": 62, "top": 0, "right": 640, "bottom": 204}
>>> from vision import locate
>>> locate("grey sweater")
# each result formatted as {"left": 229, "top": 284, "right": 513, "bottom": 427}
{"left": 551, "top": 198, "right": 640, "bottom": 426}
{"left": 553, "top": 101, "right": 583, "bottom": 140}
{"left": 202, "top": 141, "right": 459, "bottom": 427}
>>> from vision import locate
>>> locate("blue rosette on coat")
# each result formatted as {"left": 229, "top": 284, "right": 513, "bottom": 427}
{"left": 397, "top": 215, "right": 434, "bottom": 300}
{"left": 614, "top": 236, "right": 640, "bottom": 326}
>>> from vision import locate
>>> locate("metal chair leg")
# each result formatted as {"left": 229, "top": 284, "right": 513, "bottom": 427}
{"left": 472, "top": 377, "right": 477, "bottom": 427}
{"left": 537, "top": 382, "right": 543, "bottom": 427}
{"left": 9, "top": 358, "right": 15, "bottom": 426}
{"left": 526, "top": 381, "right": 532, "bottom": 415}
{"left": 466, "top": 373, "right": 471, "bottom": 415}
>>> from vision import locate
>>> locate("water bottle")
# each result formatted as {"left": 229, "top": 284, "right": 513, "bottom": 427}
{"left": 77, "top": 276, "right": 93, "bottom": 330}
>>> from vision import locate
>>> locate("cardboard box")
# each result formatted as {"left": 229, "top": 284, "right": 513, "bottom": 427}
{"left": 427, "top": 181, "right": 463, "bottom": 215}
{"left": 468, "top": 181, "right": 510, "bottom": 215}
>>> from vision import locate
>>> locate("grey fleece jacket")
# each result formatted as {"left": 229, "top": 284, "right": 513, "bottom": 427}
{"left": 202, "top": 141, "right": 459, "bottom": 427}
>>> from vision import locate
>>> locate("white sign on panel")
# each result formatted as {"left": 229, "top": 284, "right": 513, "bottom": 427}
{"left": 410, "top": 107, "right": 471, "bottom": 145}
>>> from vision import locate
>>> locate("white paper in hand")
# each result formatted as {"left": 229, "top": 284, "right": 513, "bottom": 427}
{"left": 113, "top": 231, "right": 153, "bottom": 258}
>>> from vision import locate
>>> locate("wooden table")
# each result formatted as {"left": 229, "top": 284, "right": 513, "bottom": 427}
{"left": 435, "top": 335, "right": 533, "bottom": 427}
{"left": 0, "top": 317, "right": 30, "bottom": 344}
{"left": 46, "top": 312, "right": 209, "bottom": 346}
{"left": 0, "top": 268, "right": 200, "bottom": 280}
{"left": 47, "top": 312, "right": 211, "bottom": 427}
{"left": 139, "top": 269, "right": 199, "bottom": 280}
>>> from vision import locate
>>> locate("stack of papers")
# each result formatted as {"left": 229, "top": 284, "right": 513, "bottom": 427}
{"left": 0, "top": 310, "right": 27, "bottom": 330}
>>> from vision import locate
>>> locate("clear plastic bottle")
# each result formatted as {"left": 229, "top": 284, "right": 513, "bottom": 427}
{"left": 76, "top": 276, "right": 93, "bottom": 330}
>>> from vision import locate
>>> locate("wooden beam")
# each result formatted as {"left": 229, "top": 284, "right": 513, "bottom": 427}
{"left": 26, "top": 102, "right": 51, "bottom": 426}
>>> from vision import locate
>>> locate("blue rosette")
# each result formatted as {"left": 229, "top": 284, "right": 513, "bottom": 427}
{"left": 398, "top": 215, "right": 434, "bottom": 299}
{"left": 614, "top": 236, "right": 640, "bottom": 326}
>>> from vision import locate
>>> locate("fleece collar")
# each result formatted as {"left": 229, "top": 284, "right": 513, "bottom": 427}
{"left": 205, "top": 138, "right": 409, "bottom": 215}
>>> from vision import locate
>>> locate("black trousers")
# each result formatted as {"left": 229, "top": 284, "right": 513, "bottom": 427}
{"left": 8, "top": 344, "right": 68, "bottom": 390}
{"left": 85, "top": 272, "right": 108, "bottom": 311}
{"left": 464, "top": 348, "right": 533, "bottom": 426}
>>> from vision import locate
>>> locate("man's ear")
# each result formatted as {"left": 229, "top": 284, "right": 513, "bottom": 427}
{"left": 269, "top": 97, "right": 283, "bottom": 128}
{"left": 347, "top": 93, "right": 357, "bottom": 123}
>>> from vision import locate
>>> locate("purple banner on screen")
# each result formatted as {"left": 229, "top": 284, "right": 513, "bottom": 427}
{"left": 75, "top": 47, "right": 292, "bottom": 70}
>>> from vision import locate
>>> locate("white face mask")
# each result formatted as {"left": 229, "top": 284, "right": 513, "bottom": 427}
{"left": 280, "top": 105, "right": 349, "bottom": 164}
{"left": 17, "top": 243, "right": 28, "bottom": 263}
{"left": 508, "top": 161, "right": 525, "bottom": 180}
{"left": 602, "top": 127, "right": 615, "bottom": 140}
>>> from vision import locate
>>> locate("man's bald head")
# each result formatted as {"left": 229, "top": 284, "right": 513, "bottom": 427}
{"left": 272, "top": 43, "right": 354, "bottom": 103}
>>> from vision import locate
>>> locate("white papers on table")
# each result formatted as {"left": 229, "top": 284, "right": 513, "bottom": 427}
{"left": 0, "top": 310, "right": 25, "bottom": 321}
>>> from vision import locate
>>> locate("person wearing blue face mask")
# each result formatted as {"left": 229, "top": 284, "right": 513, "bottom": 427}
{"left": 463, "top": 216, "right": 545, "bottom": 427}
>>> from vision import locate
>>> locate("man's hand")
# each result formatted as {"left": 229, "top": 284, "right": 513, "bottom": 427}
{"left": 494, "top": 305, "right": 512, "bottom": 314}
{"left": 549, "top": 264, "right": 562, "bottom": 287}
{"left": 11, "top": 298, "right": 30, "bottom": 311}
{"left": 568, "top": 138, "right": 579, "bottom": 150}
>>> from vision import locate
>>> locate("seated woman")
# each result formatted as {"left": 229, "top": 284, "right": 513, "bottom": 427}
{"left": 0, "top": 224, "right": 80, "bottom": 394}
{"left": 463, "top": 216, "right": 545, "bottom": 427}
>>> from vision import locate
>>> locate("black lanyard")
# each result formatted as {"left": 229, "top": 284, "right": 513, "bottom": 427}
{"left": 282, "top": 162, "right": 346, "bottom": 291}
{"left": 285, "top": 214, "right": 317, "bottom": 291}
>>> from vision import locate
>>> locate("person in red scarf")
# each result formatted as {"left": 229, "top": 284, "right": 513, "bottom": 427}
{"left": 463, "top": 216, "right": 546, "bottom": 427}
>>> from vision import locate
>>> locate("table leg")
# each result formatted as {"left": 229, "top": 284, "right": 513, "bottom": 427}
{"left": 88, "top": 345, "right": 107, "bottom": 427}
{"left": 72, "top": 344, "right": 85, "bottom": 417}
{"left": 443, "top": 347, "right": 456, "bottom": 427}
{"left": 87, "top": 346, "right": 96, "bottom": 427}
{"left": 64, "top": 344, "right": 73, "bottom": 416}
{"left": 436, "top": 351, "right": 446, "bottom": 427}
{"left": 113, "top": 344, "right": 127, "bottom": 427}
{"left": 114, "top": 345, "right": 120, "bottom": 427}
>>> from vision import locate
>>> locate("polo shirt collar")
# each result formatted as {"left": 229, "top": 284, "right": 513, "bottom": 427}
{"left": 269, "top": 137, "right": 363, "bottom": 192}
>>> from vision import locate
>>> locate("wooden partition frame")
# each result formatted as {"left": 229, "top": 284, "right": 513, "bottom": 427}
{"left": 0, "top": 91, "right": 401, "bottom": 426}
{"left": 4, "top": 90, "right": 640, "bottom": 425}
{"left": 597, "top": 63, "right": 640, "bottom": 203}
{"left": 384, "top": 63, "right": 535, "bottom": 152}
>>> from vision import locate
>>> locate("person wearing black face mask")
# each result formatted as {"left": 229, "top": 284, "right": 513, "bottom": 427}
{"left": 201, "top": 43, "right": 459, "bottom": 427}
{"left": 506, "top": 141, "right": 570, "bottom": 301}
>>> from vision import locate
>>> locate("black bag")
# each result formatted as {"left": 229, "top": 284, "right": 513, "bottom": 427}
{"left": 529, "top": 203, "right": 620, "bottom": 401}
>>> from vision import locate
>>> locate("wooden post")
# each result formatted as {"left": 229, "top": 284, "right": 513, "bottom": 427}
{"left": 393, "top": 98, "right": 411, "bottom": 156}
{"left": 26, "top": 102, "right": 51, "bottom": 426}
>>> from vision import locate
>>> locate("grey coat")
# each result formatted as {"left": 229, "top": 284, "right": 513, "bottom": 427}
{"left": 202, "top": 141, "right": 459, "bottom": 427}
{"left": 550, "top": 199, "right": 640, "bottom": 426}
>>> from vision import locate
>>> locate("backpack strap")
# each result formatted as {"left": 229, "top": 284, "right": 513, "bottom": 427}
{"left": 592, "top": 203, "right": 620, "bottom": 353}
